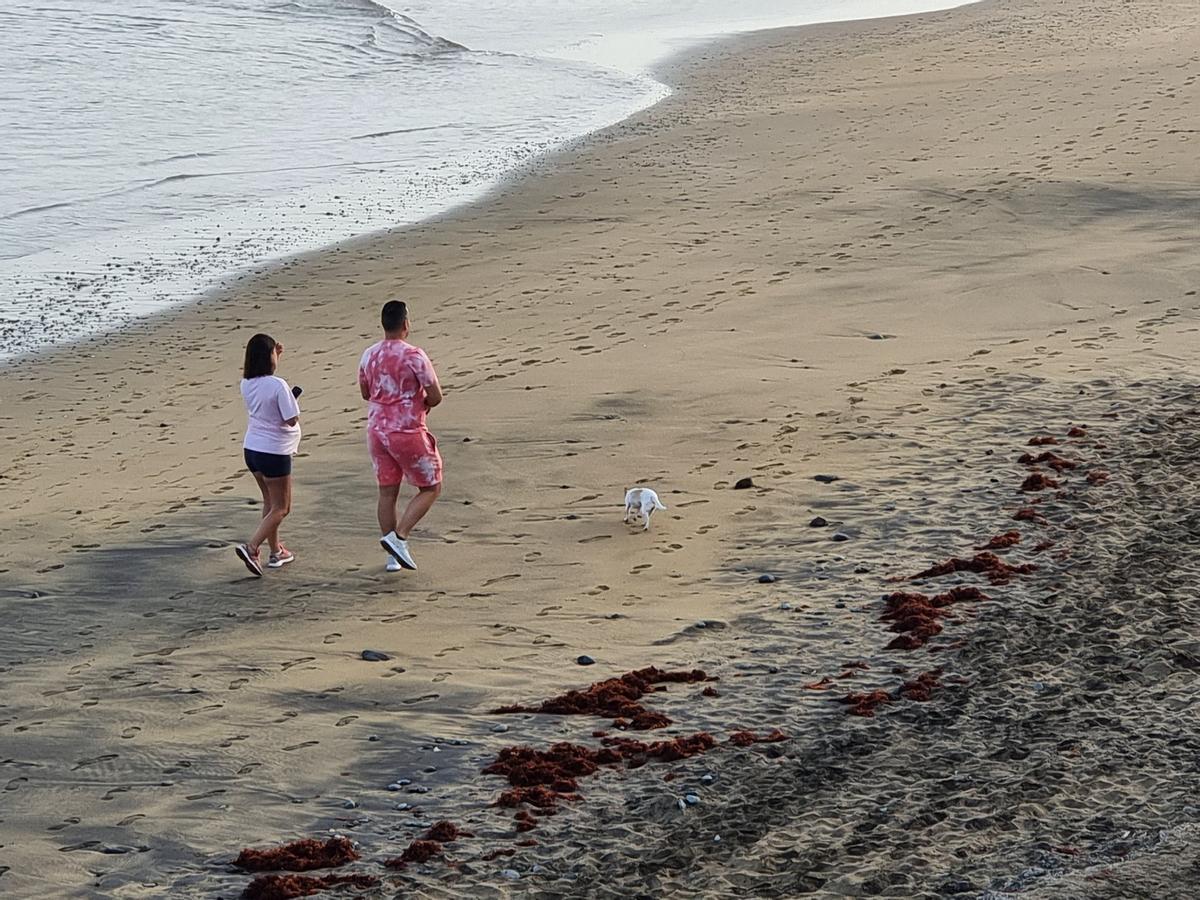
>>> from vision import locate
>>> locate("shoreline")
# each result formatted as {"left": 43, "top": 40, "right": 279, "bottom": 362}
{"left": 2, "top": 0, "right": 1199, "bottom": 894}
{"left": 0, "top": 0, "right": 980, "bottom": 367}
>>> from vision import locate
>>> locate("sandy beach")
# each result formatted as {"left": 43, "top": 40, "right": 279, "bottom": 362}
{"left": 2, "top": 0, "right": 1199, "bottom": 896}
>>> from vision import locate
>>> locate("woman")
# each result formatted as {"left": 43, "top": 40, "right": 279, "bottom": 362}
{"left": 235, "top": 333, "right": 301, "bottom": 577}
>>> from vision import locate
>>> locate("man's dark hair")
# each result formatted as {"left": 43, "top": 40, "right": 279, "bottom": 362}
{"left": 382, "top": 300, "right": 408, "bottom": 333}
{"left": 243, "top": 333, "right": 277, "bottom": 379}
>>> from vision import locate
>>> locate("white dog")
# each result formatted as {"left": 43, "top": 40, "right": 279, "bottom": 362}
{"left": 623, "top": 487, "right": 667, "bottom": 531}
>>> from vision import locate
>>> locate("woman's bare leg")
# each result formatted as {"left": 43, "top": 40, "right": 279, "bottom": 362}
{"left": 249, "top": 475, "right": 291, "bottom": 553}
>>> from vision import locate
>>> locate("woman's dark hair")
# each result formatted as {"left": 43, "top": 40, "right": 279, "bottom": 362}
{"left": 243, "top": 333, "right": 277, "bottom": 379}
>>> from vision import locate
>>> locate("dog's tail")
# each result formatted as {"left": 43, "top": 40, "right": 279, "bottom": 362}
{"left": 654, "top": 498, "right": 667, "bottom": 510}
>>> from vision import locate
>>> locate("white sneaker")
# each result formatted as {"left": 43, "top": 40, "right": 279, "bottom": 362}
{"left": 380, "top": 531, "right": 417, "bottom": 570}
{"left": 386, "top": 556, "right": 403, "bottom": 573}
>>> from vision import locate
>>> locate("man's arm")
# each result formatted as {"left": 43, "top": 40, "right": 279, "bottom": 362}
{"left": 424, "top": 380, "right": 443, "bottom": 409}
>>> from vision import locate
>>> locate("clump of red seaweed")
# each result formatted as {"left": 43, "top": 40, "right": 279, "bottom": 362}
{"left": 1086, "top": 470, "right": 1110, "bottom": 484}
{"left": 1033, "top": 540, "right": 1056, "bottom": 553}
{"left": 1021, "top": 472, "right": 1059, "bottom": 492}
{"left": 728, "top": 729, "right": 787, "bottom": 746}
{"left": 1018, "top": 451, "right": 1077, "bottom": 472}
{"left": 910, "top": 552, "right": 1036, "bottom": 585}
{"left": 382, "top": 820, "right": 472, "bottom": 870}
{"left": 241, "top": 874, "right": 377, "bottom": 900}
{"left": 1028, "top": 435, "right": 1059, "bottom": 446}
{"left": 383, "top": 840, "right": 442, "bottom": 870}
{"left": 1013, "top": 507, "right": 1045, "bottom": 523}
{"left": 882, "top": 586, "right": 989, "bottom": 650}
{"left": 601, "top": 733, "right": 717, "bottom": 767}
{"left": 976, "top": 531, "right": 1021, "bottom": 550}
{"left": 1067, "top": 426, "right": 1087, "bottom": 438}
{"left": 899, "top": 669, "right": 943, "bottom": 701}
{"left": 234, "top": 838, "right": 359, "bottom": 873}
{"left": 840, "top": 691, "right": 892, "bottom": 717}
{"left": 492, "top": 666, "right": 715, "bottom": 730}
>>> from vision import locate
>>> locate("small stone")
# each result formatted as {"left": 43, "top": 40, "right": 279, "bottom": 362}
{"left": 694, "top": 620, "right": 707, "bottom": 628}
{"left": 342, "top": 799, "right": 357, "bottom": 809}
{"left": 500, "top": 869, "right": 521, "bottom": 880}
{"left": 809, "top": 516, "right": 829, "bottom": 527}
{"left": 576, "top": 655, "right": 596, "bottom": 666}
{"left": 530, "top": 864, "right": 545, "bottom": 875}
{"left": 778, "top": 601, "right": 793, "bottom": 611}
{"left": 408, "top": 785, "right": 429, "bottom": 794}
{"left": 831, "top": 532, "right": 850, "bottom": 542}
{"left": 367, "top": 735, "right": 381, "bottom": 742}
{"left": 423, "top": 766, "right": 437, "bottom": 773}
{"left": 462, "top": 436, "right": 472, "bottom": 442}
{"left": 701, "top": 773, "right": 716, "bottom": 785}
{"left": 813, "top": 474, "right": 840, "bottom": 483}
{"left": 386, "top": 783, "right": 403, "bottom": 792}
{"left": 733, "top": 477, "right": 754, "bottom": 490}
{"left": 758, "top": 574, "right": 777, "bottom": 584}
{"left": 361, "top": 650, "right": 390, "bottom": 662}
{"left": 676, "top": 798, "right": 687, "bottom": 811}
{"left": 394, "top": 803, "right": 412, "bottom": 811}
{"left": 685, "top": 794, "right": 700, "bottom": 805}
{"left": 491, "top": 723, "right": 510, "bottom": 733}
{"left": 713, "top": 835, "right": 722, "bottom": 843}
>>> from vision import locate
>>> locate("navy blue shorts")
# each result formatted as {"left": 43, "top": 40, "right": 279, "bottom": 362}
{"left": 244, "top": 448, "right": 292, "bottom": 478}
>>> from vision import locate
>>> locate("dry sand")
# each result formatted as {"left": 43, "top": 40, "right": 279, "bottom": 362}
{"left": 1, "top": 0, "right": 1199, "bottom": 896}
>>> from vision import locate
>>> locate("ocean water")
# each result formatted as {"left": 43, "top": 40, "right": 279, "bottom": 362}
{"left": 0, "top": 0, "right": 967, "bottom": 360}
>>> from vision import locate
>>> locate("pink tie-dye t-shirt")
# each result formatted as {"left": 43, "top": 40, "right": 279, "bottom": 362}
{"left": 358, "top": 339, "right": 438, "bottom": 434}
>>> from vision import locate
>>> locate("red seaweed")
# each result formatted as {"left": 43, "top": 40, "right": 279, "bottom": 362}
{"left": 1013, "top": 507, "right": 1045, "bottom": 523}
{"left": 840, "top": 690, "right": 892, "bottom": 717}
{"left": 234, "top": 838, "right": 359, "bottom": 873}
{"left": 383, "top": 840, "right": 442, "bottom": 870}
{"left": 910, "top": 552, "right": 1036, "bottom": 585}
{"left": 482, "top": 848, "right": 515, "bottom": 861}
{"left": 976, "top": 531, "right": 1021, "bottom": 550}
{"left": 600, "top": 732, "right": 717, "bottom": 766}
{"left": 1028, "top": 435, "right": 1059, "bottom": 446}
{"left": 1067, "top": 426, "right": 1088, "bottom": 438}
{"left": 802, "top": 677, "right": 835, "bottom": 690}
{"left": 728, "top": 729, "right": 787, "bottom": 746}
{"left": 1033, "top": 540, "right": 1056, "bottom": 553}
{"left": 492, "top": 666, "right": 715, "bottom": 730}
{"left": 241, "top": 874, "right": 377, "bottom": 900}
{"left": 899, "top": 669, "right": 943, "bottom": 701}
{"left": 882, "top": 586, "right": 990, "bottom": 649}
{"left": 1021, "top": 472, "right": 1059, "bottom": 492}
{"left": 422, "top": 821, "right": 471, "bottom": 843}
{"left": 1017, "top": 451, "right": 1077, "bottom": 472}
{"left": 1086, "top": 470, "right": 1110, "bottom": 484}
{"left": 515, "top": 810, "right": 538, "bottom": 832}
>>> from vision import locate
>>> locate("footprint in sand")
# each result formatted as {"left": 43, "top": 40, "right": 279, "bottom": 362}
{"left": 282, "top": 741, "right": 319, "bottom": 752}
{"left": 431, "top": 672, "right": 451, "bottom": 683}
{"left": 101, "top": 786, "right": 129, "bottom": 801}
{"left": 120, "top": 726, "right": 141, "bottom": 739}
{"left": 72, "top": 754, "right": 118, "bottom": 770}
{"left": 322, "top": 633, "right": 341, "bottom": 645}
{"left": 219, "top": 734, "right": 249, "bottom": 748}
{"left": 335, "top": 716, "right": 358, "bottom": 727}
{"left": 434, "top": 646, "right": 462, "bottom": 658}
{"left": 237, "top": 763, "right": 261, "bottom": 776}
{"left": 4, "top": 777, "right": 28, "bottom": 792}
{"left": 382, "top": 613, "right": 416, "bottom": 623}
{"left": 272, "top": 711, "right": 299, "bottom": 724}
{"left": 184, "top": 704, "right": 223, "bottom": 716}
{"left": 401, "top": 693, "right": 439, "bottom": 705}
{"left": 47, "top": 817, "right": 81, "bottom": 832}
{"left": 280, "top": 657, "right": 316, "bottom": 671}
{"left": 380, "top": 665, "right": 408, "bottom": 678}
{"left": 228, "top": 678, "right": 248, "bottom": 690}
{"left": 482, "top": 574, "right": 520, "bottom": 587}
{"left": 579, "top": 535, "right": 611, "bottom": 544}
{"left": 185, "top": 789, "right": 226, "bottom": 801}
{"left": 536, "top": 605, "right": 561, "bottom": 617}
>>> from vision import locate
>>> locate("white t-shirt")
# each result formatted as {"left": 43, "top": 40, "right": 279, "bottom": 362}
{"left": 241, "top": 375, "right": 301, "bottom": 456}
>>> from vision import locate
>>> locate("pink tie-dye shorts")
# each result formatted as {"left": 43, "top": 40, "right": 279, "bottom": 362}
{"left": 367, "top": 429, "right": 443, "bottom": 488}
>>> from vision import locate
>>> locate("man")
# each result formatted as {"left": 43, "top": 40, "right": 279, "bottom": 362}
{"left": 358, "top": 300, "right": 443, "bottom": 572}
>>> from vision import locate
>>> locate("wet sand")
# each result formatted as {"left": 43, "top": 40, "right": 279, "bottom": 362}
{"left": 1, "top": 0, "right": 1199, "bottom": 896}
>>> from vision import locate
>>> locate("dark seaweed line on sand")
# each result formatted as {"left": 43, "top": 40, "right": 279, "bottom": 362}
{"left": 531, "top": 379, "right": 1200, "bottom": 899}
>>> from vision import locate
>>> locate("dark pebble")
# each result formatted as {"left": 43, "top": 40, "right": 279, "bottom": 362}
{"left": 758, "top": 574, "right": 777, "bottom": 584}
{"left": 577, "top": 655, "right": 596, "bottom": 666}
{"left": 813, "top": 474, "right": 840, "bottom": 484}
{"left": 809, "top": 516, "right": 828, "bottom": 527}
{"left": 733, "top": 477, "right": 754, "bottom": 490}
{"left": 831, "top": 532, "right": 850, "bottom": 542}
{"left": 361, "top": 650, "right": 390, "bottom": 662}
